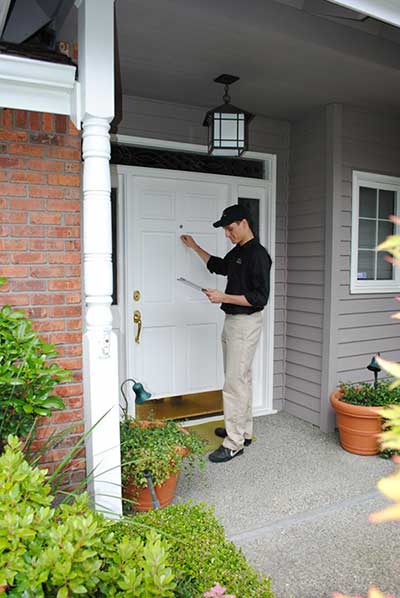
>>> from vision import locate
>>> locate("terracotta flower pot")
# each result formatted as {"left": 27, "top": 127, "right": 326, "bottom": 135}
{"left": 122, "top": 420, "right": 192, "bottom": 510}
{"left": 330, "top": 390, "right": 382, "bottom": 455}
{"left": 123, "top": 471, "right": 179, "bottom": 511}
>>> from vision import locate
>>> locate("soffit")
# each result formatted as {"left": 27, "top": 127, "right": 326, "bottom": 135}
{"left": 59, "top": 0, "right": 400, "bottom": 121}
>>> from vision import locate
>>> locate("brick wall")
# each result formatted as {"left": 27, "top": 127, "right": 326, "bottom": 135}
{"left": 0, "top": 108, "right": 84, "bottom": 485}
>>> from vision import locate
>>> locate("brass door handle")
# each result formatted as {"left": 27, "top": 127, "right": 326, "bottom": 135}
{"left": 133, "top": 310, "right": 142, "bottom": 344}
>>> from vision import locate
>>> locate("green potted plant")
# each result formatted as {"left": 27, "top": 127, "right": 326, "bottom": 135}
{"left": 0, "top": 302, "right": 71, "bottom": 447}
{"left": 120, "top": 416, "right": 206, "bottom": 511}
{"left": 330, "top": 378, "right": 400, "bottom": 455}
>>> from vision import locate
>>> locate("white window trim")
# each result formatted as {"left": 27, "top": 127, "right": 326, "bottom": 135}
{"left": 351, "top": 170, "right": 400, "bottom": 294}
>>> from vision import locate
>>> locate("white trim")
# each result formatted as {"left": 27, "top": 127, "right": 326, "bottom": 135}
{"left": 180, "top": 409, "right": 277, "bottom": 428}
{"left": 328, "top": 0, "right": 400, "bottom": 27}
{"left": 111, "top": 134, "right": 277, "bottom": 418}
{"left": 0, "top": 54, "right": 80, "bottom": 127}
{"left": 180, "top": 414, "right": 224, "bottom": 428}
{"left": 0, "top": 0, "right": 11, "bottom": 37}
{"left": 351, "top": 170, "right": 400, "bottom": 294}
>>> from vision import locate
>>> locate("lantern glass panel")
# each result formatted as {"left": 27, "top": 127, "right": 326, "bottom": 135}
{"left": 212, "top": 148, "right": 240, "bottom": 156}
{"left": 220, "top": 114, "right": 238, "bottom": 145}
{"left": 214, "top": 115, "right": 220, "bottom": 143}
{"left": 238, "top": 119, "right": 244, "bottom": 146}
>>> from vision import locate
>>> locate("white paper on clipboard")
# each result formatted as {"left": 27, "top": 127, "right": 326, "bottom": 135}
{"left": 177, "top": 277, "right": 205, "bottom": 292}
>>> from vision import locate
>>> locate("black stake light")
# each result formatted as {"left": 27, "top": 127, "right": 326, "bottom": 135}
{"left": 144, "top": 469, "right": 160, "bottom": 509}
{"left": 203, "top": 74, "right": 254, "bottom": 157}
{"left": 366, "top": 353, "right": 381, "bottom": 388}
{"left": 120, "top": 377, "right": 152, "bottom": 419}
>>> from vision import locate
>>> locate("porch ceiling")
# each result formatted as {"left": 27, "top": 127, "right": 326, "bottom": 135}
{"left": 60, "top": 0, "right": 400, "bottom": 122}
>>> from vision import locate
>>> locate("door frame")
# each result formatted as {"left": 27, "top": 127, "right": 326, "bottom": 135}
{"left": 111, "top": 134, "right": 277, "bottom": 418}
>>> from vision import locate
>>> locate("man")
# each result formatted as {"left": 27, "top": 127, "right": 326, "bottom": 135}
{"left": 181, "top": 204, "right": 272, "bottom": 463}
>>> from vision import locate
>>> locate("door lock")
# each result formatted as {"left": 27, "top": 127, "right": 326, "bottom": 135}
{"left": 133, "top": 290, "right": 141, "bottom": 301}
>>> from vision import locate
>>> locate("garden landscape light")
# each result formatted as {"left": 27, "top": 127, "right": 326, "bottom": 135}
{"left": 367, "top": 353, "right": 381, "bottom": 388}
{"left": 120, "top": 377, "right": 152, "bottom": 416}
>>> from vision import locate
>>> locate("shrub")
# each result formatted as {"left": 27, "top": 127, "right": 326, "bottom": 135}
{"left": 112, "top": 502, "right": 274, "bottom": 598}
{"left": 0, "top": 304, "right": 71, "bottom": 442}
{"left": 0, "top": 436, "right": 176, "bottom": 597}
{"left": 339, "top": 381, "right": 400, "bottom": 407}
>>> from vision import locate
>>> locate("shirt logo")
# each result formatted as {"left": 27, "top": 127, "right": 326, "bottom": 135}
{"left": 236, "top": 258, "right": 242, "bottom": 264}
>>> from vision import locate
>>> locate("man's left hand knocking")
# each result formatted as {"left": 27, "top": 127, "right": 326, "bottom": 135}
{"left": 204, "top": 289, "right": 225, "bottom": 303}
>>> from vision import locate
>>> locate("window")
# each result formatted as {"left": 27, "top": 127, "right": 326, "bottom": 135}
{"left": 238, "top": 197, "right": 260, "bottom": 238}
{"left": 351, "top": 171, "right": 400, "bottom": 293}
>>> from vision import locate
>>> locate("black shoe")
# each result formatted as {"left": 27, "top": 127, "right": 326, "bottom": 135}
{"left": 214, "top": 427, "right": 252, "bottom": 447}
{"left": 208, "top": 445, "right": 244, "bottom": 463}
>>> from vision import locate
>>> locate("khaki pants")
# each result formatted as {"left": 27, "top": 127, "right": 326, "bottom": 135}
{"left": 221, "top": 312, "right": 263, "bottom": 451}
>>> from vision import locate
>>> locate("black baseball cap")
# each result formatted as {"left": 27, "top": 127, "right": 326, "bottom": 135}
{"left": 213, "top": 204, "right": 250, "bottom": 228}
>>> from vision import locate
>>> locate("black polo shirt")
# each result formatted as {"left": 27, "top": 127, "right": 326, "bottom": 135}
{"left": 206, "top": 238, "right": 272, "bottom": 315}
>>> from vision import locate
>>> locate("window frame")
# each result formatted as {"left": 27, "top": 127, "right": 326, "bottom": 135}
{"left": 351, "top": 170, "right": 400, "bottom": 294}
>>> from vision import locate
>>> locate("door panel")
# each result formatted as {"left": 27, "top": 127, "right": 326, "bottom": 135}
{"left": 141, "top": 326, "right": 175, "bottom": 395}
{"left": 127, "top": 175, "right": 229, "bottom": 399}
{"left": 142, "top": 232, "right": 175, "bottom": 303}
{"left": 187, "top": 322, "right": 219, "bottom": 391}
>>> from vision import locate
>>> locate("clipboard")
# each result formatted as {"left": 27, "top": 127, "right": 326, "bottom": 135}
{"left": 177, "top": 277, "right": 205, "bottom": 292}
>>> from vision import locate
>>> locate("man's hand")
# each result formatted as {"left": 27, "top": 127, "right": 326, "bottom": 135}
{"left": 204, "top": 290, "right": 253, "bottom": 307}
{"left": 180, "top": 234, "right": 197, "bottom": 249}
{"left": 180, "top": 235, "right": 210, "bottom": 265}
{"left": 204, "top": 288, "right": 226, "bottom": 304}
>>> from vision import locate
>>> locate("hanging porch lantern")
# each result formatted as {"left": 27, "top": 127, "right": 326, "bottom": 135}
{"left": 203, "top": 74, "right": 254, "bottom": 157}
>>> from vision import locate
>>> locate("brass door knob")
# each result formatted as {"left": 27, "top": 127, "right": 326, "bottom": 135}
{"left": 133, "top": 310, "right": 142, "bottom": 343}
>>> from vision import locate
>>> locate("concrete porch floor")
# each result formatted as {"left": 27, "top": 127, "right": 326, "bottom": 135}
{"left": 175, "top": 412, "right": 400, "bottom": 598}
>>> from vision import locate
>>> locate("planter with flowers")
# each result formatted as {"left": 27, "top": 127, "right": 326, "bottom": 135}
{"left": 330, "top": 379, "right": 400, "bottom": 456}
{"left": 120, "top": 416, "right": 205, "bottom": 511}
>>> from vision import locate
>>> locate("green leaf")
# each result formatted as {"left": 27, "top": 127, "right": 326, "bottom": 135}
{"left": 40, "top": 397, "right": 65, "bottom": 410}
{"left": 377, "top": 234, "right": 400, "bottom": 252}
{"left": 69, "top": 582, "right": 88, "bottom": 594}
{"left": 57, "top": 586, "right": 69, "bottom": 598}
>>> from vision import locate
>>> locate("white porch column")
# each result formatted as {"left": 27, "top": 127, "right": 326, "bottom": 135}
{"left": 77, "top": 0, "right": 121, "bottom": 515}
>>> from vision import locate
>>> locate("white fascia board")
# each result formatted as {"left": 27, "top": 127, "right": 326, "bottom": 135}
{"left": 0, "top": 53, "right": 80, "bottom": 127}
{"left": 328, "top": 0, "right": 400, "bottom": 27}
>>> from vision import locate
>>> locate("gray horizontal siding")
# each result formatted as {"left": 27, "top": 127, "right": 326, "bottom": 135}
{"left": 336, "top": 105, "right": 400, "bottom": 385}
{"left": 286, "top": 107, "right": 327, "bottom": 426}
{"left": 116, "top": 94, "right": 290, "bottom": 410}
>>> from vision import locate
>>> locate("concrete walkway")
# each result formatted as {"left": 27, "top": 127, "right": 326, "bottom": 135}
{"left": 176, "top": 412, "right": 400, "bottom": 598}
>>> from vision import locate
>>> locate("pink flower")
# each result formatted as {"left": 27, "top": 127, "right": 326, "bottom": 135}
{"left": 203, "top": 583, "right": 236, "bottom": 598}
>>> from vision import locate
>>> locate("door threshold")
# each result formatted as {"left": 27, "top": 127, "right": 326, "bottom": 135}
{"left": 179, "top": 413, "right": 224, "bottom": 428}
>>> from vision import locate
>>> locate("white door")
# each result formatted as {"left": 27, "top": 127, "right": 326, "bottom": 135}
{"left": 126, "top": 174, "right": 229, "bottom": 398}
